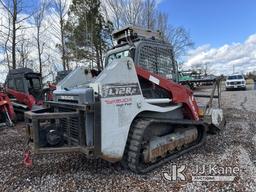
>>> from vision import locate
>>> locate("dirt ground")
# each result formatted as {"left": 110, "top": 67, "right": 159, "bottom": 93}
{"left": 0, "top": 84, "right": 255, "bottom": 192}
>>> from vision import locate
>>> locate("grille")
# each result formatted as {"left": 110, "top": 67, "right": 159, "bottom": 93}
{"left": 58, "top": 107, "right": 80, "bottom": 144}
{"left": 230, "top": 82, "right": 241, "bottom": 85}
{"left": 138, "top": 44, "right": 174, "bottom": 78}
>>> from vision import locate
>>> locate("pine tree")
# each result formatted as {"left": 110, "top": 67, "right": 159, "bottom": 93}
{"left": 64, "top": 0, "right": 113, "bottom": 70}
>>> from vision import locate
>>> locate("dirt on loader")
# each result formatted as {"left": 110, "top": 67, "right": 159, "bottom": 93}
{"left": 0, "top": 84, "right": 255, "bottom": 192}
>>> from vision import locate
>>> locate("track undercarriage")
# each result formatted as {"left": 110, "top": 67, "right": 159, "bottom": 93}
{"left": 124, "top": 118, "right": 207, "bottom": 173}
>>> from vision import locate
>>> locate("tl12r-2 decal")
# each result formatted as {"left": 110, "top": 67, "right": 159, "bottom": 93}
{"left": 102, "top": 83, "right": 141, "bottom": 98}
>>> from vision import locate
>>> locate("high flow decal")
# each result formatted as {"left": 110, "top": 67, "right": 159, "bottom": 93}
{"left": 102, "top": 83, "right": 141, "bottom": 98}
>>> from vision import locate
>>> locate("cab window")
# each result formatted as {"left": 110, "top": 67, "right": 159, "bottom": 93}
{"left": 7, "top": 79, "right": 15, "bottom": 89}
{"left": 27, "top": 78, "right": 41, "bottom": 89}
{"left": 15, "top": 78, "right": 25, "bottom": 92}
{"left": 106, "top": 50, "right": 130, "bottom": 66}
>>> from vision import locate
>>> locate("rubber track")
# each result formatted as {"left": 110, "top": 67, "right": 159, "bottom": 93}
{"left": 126, "top": 118, "right": 207, "bottom": 173}
{"left": 127, "top": 118, "right": 151, "bottom": 172}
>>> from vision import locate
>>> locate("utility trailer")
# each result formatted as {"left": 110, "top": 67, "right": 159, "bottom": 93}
{"left": 25, "top": 26, "right": 225, "bottom": 173}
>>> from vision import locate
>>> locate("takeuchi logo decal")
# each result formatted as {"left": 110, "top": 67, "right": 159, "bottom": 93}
{"left": 104, "top": 97, "right": 132, "bottom": 105}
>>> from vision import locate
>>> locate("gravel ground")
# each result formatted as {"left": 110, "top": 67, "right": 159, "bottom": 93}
{"left": 0, "top": 84, "right": 256, "bottom": 191}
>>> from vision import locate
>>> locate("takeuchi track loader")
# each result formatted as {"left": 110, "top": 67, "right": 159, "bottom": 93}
{"left": 25, "top": 26, "right": 225, "bottom": 173}
{"left": 5, "top": 68, "right": 53, "bottom": 113}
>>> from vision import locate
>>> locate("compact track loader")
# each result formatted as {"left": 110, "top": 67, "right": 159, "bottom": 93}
{"left": 5, "top": 68, "right": 53, "bottom": 114}
{"left": 25, "top": 26, "right": 224, "bottom": 173}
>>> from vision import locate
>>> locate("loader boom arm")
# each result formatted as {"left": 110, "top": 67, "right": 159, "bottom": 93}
{"left": 136, "top": 66, "right": 200, "bottom": 120}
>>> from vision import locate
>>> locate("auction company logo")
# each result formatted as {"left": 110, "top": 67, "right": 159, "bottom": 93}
{"left": 163, "top": 165, "right": 186, "bottom": 181}
{"left": 163, "top": 164, "right": 240, "bottom": 182}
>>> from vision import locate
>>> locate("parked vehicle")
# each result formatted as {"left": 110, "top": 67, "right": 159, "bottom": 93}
{"left": 225, "top": 74, "right": 246, "bottom": 91}
{"left": 5, "top": 68, "right": 53, "bottom": 116}
{"left": 178, "top": 71, "right": 195, "bottom": 89}
{"left": 25, "top": 26, "right": 224, "bottom": 173}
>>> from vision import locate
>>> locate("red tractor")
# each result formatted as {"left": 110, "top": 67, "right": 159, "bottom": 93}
{"left": 5, "top": 68, "right": 53, "bottom": 116}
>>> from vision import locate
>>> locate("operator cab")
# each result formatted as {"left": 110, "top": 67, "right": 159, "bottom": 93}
{"left": 5, "top": 68, "right": 43, "bottom": 100}
{"left": 105, "top": 26, "right": 178, "bottom": 99}
{"left": 105, "top": 26, "right": 177, "bottom": 81}
{"left": 25, "top": 73, "right": 43, "bottom": 100}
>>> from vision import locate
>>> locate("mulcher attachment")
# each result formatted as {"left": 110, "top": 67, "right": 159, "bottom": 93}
{"left": 194, "top": 77, "right": 225, "bottom": 133}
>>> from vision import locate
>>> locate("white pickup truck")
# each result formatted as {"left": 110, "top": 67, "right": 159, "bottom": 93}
{"left": 225, "top": 74, "right": 246, "bottom": 91}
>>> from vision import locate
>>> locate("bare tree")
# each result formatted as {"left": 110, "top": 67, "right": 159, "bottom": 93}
{"left": 167, "top": 26, "right": 194, "bottom": 59}
{"left": 102, "top": 0, "right": 143, "bottom": 28}
{"left": 121, "top": 0, "right": 143, "bottom": 26}
{"left": 16, "top": 32, "right": 31, "bottom": 68}
{"left": 0, "top": 4, "right": 11, "bottom": 69}
{"left": 52, "top": 0, "right": 69, "bottom": 71}
{"left": 33, "top": 0, "right": 48, "bottom": 75}
{"left": 102, "top": 0, "right": 193, "bottom": 61}
{"left": 142, "top": 0, "right": 156, "bottom": 29}
{"left": 0, "top": 0, "right": 33, "bottom": 69}
{"left": 0, "top": 0, "right": 18, "bottom": 69}
{"left": 102, "top": 0, "right": 122, "bottom": 29}
{"left": 156, "top": 11, "right": 168, "bottom": 38}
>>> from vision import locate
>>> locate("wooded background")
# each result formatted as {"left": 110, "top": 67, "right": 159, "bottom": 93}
{"left": 0, "top": 0, "right": 193, "bottom": 82}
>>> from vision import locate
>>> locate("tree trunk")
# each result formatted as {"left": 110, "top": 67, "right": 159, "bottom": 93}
{"left": 60, "top": 17, "right": 66, "bottom": 70}
{"left": 12, "top": 0, "right": 17, "bottom": 69}
{"left": 4, "top": 25, "right": 11, "bottom": 70}
{"left": 99, "top": 40, "right": 103, "bottom": 69}
{"left": 37, "top": 27, "right": 42, "bottom": 74}
{"left": 95, "top": 47, "right": 101, "bottom": 71}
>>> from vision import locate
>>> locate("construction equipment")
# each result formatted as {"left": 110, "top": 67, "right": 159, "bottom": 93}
{"left": 0, "top": 92, "right": 15, "bottom": 127}
{"left": 5, "top": 68, "right": 52, "bottom": 114}
{"left": 178, "top": 70, "right": 196, "bottom": 89}
{"left": 178, "top": 70, "right": 208, "bottom": 89}
{"left": 45, "top": 70, "right": 73, "bottom": 99}
{"left": 25, "top": 26, "right": 224, "bottom": 173}
{"left": 56, "top": 70, "right": 72, "bottom": 83}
